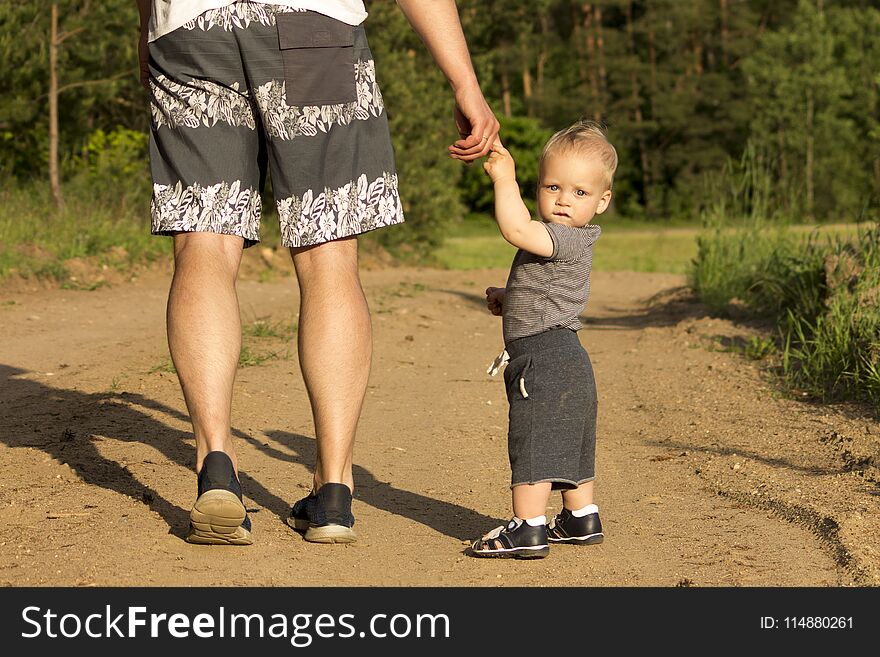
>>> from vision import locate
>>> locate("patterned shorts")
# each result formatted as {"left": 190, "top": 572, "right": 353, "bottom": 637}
{"left": 148, "top": 2, "right": 404, "bottom": 248}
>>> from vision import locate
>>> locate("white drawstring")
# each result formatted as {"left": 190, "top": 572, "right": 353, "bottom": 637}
{"left": 486, "top": 349, "right": 509, "bottom": 376}
{"left": 487, "top": 348, "right": 529, "bottom": 398}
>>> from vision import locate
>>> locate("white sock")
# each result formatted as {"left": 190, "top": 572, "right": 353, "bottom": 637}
{"left": 571, "top": 503, "right": 598, "bottom": 517}
{"left": 524, "top": 515, "right": 547, "bottom": 527}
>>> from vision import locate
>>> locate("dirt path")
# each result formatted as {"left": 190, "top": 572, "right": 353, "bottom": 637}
{"left": 1, "top": 261, "right": 877, "bottom": 586}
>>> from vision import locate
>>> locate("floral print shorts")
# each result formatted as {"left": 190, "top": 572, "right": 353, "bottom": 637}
{"left": 148, "top": 2, "right": 404, "bottom": 248}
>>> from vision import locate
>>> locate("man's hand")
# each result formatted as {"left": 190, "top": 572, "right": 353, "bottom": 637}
{"left": 394, "top": 1, "right": 498, "bottom": 163}
{"left": 483, "top": 141, "right": 515, "bottom": 184}
{"left": 449, "top": 82, "right": 500, "bottom": 162}
{"left": 485, "top": 286, "right": 506, "bottom": 316}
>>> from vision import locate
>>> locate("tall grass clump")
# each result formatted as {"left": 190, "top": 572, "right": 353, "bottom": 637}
{"left": 692, "top": 219, "right": 879, "bottom": 405}
{"left": 782, "top": 228, "right": 880, "bottom": 404}
{"left": 690, "top": 147, "right": 880, "bottom": 406}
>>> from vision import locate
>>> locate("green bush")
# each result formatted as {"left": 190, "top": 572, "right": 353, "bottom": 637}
{"left": 70, "top": 127, "right": 151, "bottom": 205}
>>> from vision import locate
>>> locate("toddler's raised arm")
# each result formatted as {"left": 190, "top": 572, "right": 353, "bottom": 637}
{"left": 483, "top": 143, "right": 553, "bottom": 257}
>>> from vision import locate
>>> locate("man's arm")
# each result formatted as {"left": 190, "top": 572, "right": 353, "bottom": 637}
{"left": 135, "top": 0, "right": 150, "bottom": 24}
{"left": 135, "top": 1, "right": 151, "bottom": 88}
{"left": 395, "top": 0, "right": 499, "bottom": 162}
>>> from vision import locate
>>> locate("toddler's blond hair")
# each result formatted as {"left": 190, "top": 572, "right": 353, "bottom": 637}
{"left": 541, "top": 120, "right": 618, "bottom": 190}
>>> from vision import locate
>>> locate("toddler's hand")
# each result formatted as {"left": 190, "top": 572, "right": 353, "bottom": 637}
{"left": 482, "top": 141, "right": 516, "bottom": 184}
{"left": 485, "top": 286, "right": 506, "bottom": 316}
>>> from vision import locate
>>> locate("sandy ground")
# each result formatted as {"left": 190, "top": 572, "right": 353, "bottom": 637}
{"left": 1, "top": 255, "right": 877, "bottom": 587}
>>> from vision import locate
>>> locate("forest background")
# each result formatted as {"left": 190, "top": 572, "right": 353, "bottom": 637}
{"left": 1, "top": 0, "right": 878, "bottom": 263}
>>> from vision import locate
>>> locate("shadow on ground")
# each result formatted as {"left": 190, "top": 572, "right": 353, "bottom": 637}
{"left": 0, "top": 365, "right": 498, "bottom": 543}
{"left": 250, "top": 430, "right": 504, "bottom": 541}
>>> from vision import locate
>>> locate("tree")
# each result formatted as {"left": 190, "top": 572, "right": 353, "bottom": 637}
{"left": 0, "top": 1, "right": 141, "bottom": 191}
{"left": 744, "top": 0, "right": 857, "bottom": 219}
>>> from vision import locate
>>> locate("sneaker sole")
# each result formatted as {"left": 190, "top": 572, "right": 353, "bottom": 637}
{"left": 470, "top": 545, "right": 549, "bottom": 559}
{"left": 287, "top": 517, "right": 357, "bottom": 544}
{"left": 548, "top": 532, "right": 604, "bottom": 546}
{"left": 187, "top": 489, "right": 253, "bottom": 546}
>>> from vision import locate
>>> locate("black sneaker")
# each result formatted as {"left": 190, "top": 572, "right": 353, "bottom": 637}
{"left": 186, "top": 451, "right": 253, "bottom": 545}
{"left": 286, "top": 482, "right": 356, "bottom": 544}
{"left": 469, "top": 517, "right": 549, "bottom": 559}
{"left": 546, "top": 508, "right": 604, "bottom": 545}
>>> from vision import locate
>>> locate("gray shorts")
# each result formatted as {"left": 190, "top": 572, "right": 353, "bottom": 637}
{"left": 148, "top": 2, "right": 404, "bottom": 248}
{"left": 503, "top": 328, "right": 598, "bottom": 489}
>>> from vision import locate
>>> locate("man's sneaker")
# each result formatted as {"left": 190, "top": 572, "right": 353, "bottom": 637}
{"left": 187, "top": 451, "right": 253, "bottom": 545}
{"left": 469, "top": 518, "right": 549, "bottom": 559}
{"left": 286, "top": 482, "right": 356, "bottom": 544}
{"left": 546, "top": 508, "right": 604, "bottom": 545}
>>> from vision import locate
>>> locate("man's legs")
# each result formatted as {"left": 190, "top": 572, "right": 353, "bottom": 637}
{"left": 167, "top": 232, "right": 245, "bottom": 475}
{"left": 290, "top": 236, "right": 371, "bottom": 494}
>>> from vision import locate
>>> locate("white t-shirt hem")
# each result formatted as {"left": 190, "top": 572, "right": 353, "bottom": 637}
{"left": 149, "top": 1, "right": 368, "bottom": 42}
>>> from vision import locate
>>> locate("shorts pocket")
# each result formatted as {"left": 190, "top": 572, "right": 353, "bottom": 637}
{"left": 504, "top": 355, "right": 534, "bottom": 480}
{"left": 277, "top": 11, "right": 357, "bottom": 106}
{"left": 504, "top": 355, "right": 534, "bottom": 401}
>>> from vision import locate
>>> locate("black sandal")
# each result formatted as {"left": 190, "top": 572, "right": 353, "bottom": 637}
{"left": 547, "top": 508, "right": 604, "bottom": 545}
{"left": 469, "top": 518, "right": 549, "bottom": 559}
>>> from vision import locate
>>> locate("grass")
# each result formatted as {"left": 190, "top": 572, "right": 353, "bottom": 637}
{"left": 243, "top": 317, "right": 297, "bottom": 340}
{"left": 708, "top": 335, "right": 778, "bottom": 361}
{"left": 148, "top": 317, "right": 294, "bottom": 374}
{"left": 0, "top": 176, "right": 301, "bottom": 285}
{"left": 434, "top": 214, "right": 701, "bottom": 273}
{"left": 0, "top": 182, "right": 168, "bottom": 282}
{"left": 61, "top": 279, "right": 110, "bottom": 291}
{"left": 148, "top": 359, "right": 177, "bottom": 375}
{"left": 148, "top": 344, "right": 290, "bottom": 374}
{"left": 237, "top": 345, "right": 288, "bottom": 368}
{"left": 690, "top": 218, "right": 880, "bottom": 406}
{"left": 391, "top": 282, "right": 428, "bottom": 297}
{"left": 435, "top": 214, "right": 868, "bottom": 274}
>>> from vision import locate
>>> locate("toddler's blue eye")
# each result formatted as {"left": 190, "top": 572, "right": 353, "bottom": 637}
{"left": 548, "top": 185, "right": 559, "bottom": 191}
{"left": 576, "top": 190, "right": 586, "bottom": 196}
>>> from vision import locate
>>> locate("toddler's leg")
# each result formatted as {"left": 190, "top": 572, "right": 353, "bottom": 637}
{"left": 469, "top": 482, "right": 552, "bottom": 559}
{"left": 561, "top": 481, "right": 594, "bottom": 510}
{"left": 549, "top": 482, "right": 603, "bottom": 546}
{"left": 512, "top": 482, "right": 553, "bottom": 520}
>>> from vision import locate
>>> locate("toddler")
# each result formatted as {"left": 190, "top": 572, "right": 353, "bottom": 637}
{"left": 471, "top": 120, "right": 617, "bottom": 558}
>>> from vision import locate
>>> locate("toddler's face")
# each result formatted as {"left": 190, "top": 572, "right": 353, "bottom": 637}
{"left": 537, "top": 152, "right": 612, "bottom": 228}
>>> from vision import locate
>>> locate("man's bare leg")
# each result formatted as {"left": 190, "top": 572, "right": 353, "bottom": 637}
{"left": 290, "top": 236, "right": 370, "bottom": 494}
{"left": 167, "top": 232, "right": 244, "bottom": 475}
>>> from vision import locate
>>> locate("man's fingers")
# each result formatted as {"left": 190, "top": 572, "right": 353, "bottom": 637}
{"left": 450, "top": 139, "right": 493, "bottom": 161}
{"left": 454, "top": 131, "right": 482, "bottom": 149}
{"left": 450, "top": 140, "right": 485, "bottom": 159}
{"left": 450, "top": 111, "right": 500, "bottom": 161}
{"left": 453, "top": 124, "right": 495, "bottom": 149}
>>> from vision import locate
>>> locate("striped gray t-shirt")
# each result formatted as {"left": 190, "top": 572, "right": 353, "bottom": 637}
{"left": 502, "top": 222, "right": 601, "bottom": 344}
